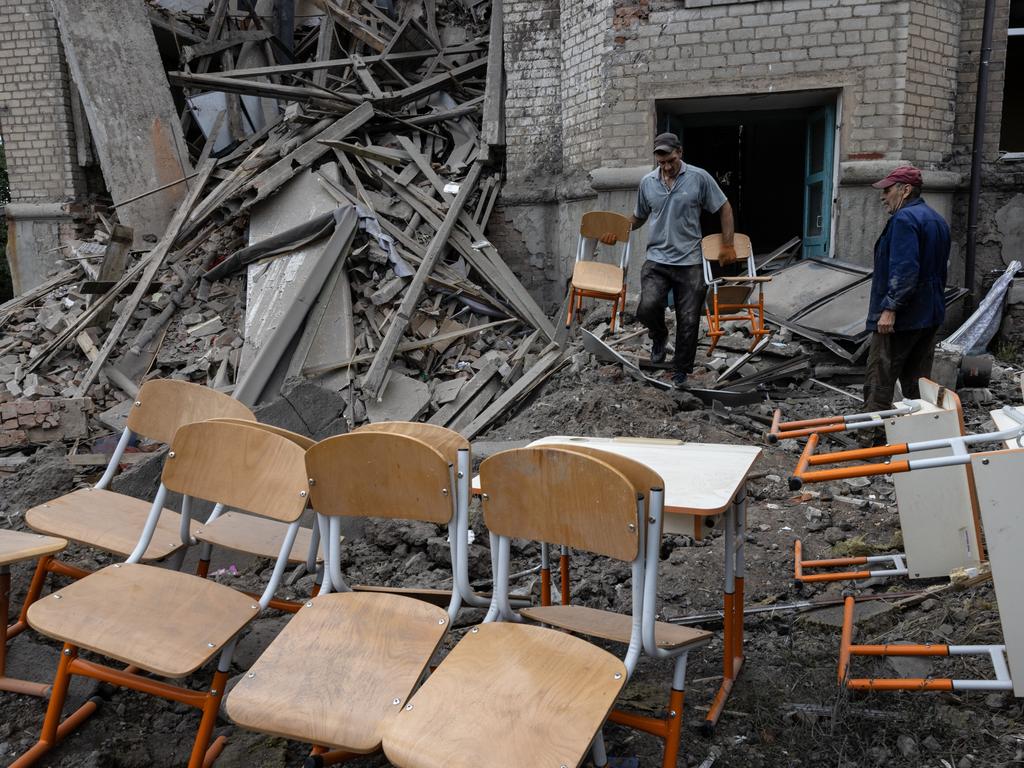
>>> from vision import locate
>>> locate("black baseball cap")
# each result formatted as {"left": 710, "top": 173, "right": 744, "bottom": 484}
{"left": 653, "top": 132, "right": 681, "bottom": 153}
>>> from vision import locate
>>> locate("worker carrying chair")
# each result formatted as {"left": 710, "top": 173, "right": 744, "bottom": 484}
{"left": 565, "top": 211, "right": 632, "bottom": 332}
{"left": 701, "top": 233, "right": 771, "bottom": 354}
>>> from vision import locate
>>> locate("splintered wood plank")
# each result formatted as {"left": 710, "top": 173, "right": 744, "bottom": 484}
{"left": 361, "top": 161, "right": 484, "bottom": 398}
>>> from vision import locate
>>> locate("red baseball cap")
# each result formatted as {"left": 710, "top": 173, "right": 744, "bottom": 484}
{"left": 872, "top": 166, "right": 923, "bottom": 189}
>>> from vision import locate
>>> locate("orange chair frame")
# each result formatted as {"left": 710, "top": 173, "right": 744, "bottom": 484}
{"left": 565, "top": 211, "right": 633, "bottom": 332}
{"left": 701, "top": 234, "right": 771, "bottom": 355}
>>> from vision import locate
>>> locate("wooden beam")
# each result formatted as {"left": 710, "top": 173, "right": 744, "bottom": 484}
{"left": 303, "top": 319, "right": 512, "bottom": 377}
{"left": 459, "top": 347, "right": 567, "bottom": 439}
{"left": 361, "top": 160, "right": 485, "bottom": 397}
{"left": 74, "top": 158, "right": 217, "bottom": 396}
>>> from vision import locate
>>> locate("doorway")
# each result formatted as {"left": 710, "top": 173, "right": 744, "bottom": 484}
{"left": 659, "top": 91, "right": 838, "bottom": 259}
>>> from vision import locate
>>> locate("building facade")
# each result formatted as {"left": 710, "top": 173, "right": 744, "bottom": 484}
{"left": 495, "top": 0, "right": 1023, "bottom": 312}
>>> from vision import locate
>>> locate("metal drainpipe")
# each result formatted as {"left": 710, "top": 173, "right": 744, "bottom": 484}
{"left": 965, "top": 0, "right": 999, "bottom": 303}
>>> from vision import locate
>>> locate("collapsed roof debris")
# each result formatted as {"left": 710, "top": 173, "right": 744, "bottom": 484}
{"left": 0, "top": 0, "right": 575, "bottom": 442}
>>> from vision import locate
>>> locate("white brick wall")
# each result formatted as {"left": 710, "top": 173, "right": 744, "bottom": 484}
{"left": 0, "top": 0, "right": 83, "bottom": 202}
{"left": 502, "top": 0, "right": 997, "bottom": 189}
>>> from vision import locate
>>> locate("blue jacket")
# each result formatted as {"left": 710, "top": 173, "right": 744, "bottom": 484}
{"left": 866, "top": 198, "right": 950, "bottom": 332}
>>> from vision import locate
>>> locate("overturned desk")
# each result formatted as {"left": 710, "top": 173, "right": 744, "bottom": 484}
{"left": 473, "top": 435, "right": 762, "bottom": 731}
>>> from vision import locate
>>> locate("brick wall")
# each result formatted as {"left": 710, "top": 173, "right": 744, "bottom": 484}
{"left": 601, "top": 0, "right": 916, "bottom": 168}
{"left": 559, "top": 0, "right": 613, "bottom": 170}
{"left": 503, "top": 0, "right": 563, "bottom": 189}
{"left": 904, "top": 0, "right": 961, "bottom": 165}
{"left": 0, "top": 0, "right": 83, "bottom": 202}
{"left": 953, "top": 0, "right": 1010, "bottom": 163}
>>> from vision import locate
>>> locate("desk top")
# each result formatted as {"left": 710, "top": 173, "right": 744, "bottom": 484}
{"left": 990, "top": 407, "right": 1024, "bottom": 449}
{"left": 473, "top": 436, "right": 761, "bottom": 517}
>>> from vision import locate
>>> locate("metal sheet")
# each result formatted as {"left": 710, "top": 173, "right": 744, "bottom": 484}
{"left": 760, "top": 258, "right": 869, "bottom": 321}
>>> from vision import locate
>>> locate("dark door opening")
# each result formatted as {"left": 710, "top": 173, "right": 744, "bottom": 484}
{"left": 659, "top": 93, "right": 837, "bottom": 258}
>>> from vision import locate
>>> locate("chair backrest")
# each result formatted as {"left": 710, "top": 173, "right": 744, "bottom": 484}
{"left": 701, "top": 233, "right": 753, "bottom": 264}
{"left": 480, "top": 447, "right": 641, "bottom": 562}
{"left": 161, "top": 420, "right": 308, "bottom": 524}
{"left": 127, "top": 379, "right": 255, "bottom": 444}
{"left": 354, "top": 421, "right": 469, "bottom": 466}
{"left": 210, "top": 417, "right": 316, "bottom": 451}
{"left": 306, "top": 432, "right": 454, "bottom": 524}
{"left": 543, "top": 444, "right": 663, "bottom": 504}
{"left": 580, "top": 211, "right": 631, "bottom": 243}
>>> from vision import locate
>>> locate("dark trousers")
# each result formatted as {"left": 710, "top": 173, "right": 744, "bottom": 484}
{"left": 636, "top": 261, "right": 705, "bottom": 375}
{"left": 862, "top": 326, "right": 939, "bottom": 412}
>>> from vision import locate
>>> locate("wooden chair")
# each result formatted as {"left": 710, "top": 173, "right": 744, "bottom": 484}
{"left": 700, "top": 233, "right": 771, "bottom": 354}
{"left": 384, "top": 447, "right": 710, "bottom": 768}
{"left": 15, "top": 420, "right": 309, "bottom": 768}
{"left": 352, "top": 421, "right": 495, "bottom": 611}
{"left": 1, "top": 530, "right": 67, "bottom": 698}
{"left": 565, "top": 211, "right": 633, "bottom": 332}
{"left": 224, "top": 431, "right": 456, "bottom": 765}
{"left": 18, "top": 379, "right": 254, "bottom": 626}
{"left": 195, "top": 418, "right": 324, "bottom": 613}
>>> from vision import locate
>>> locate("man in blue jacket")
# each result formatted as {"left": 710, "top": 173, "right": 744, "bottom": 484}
{"left": 863, "top": 166, "right": 951, "bottom": 412}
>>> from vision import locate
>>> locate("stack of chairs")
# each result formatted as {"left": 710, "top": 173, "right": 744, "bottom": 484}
{"left": 3, "top": 380, "right": 720, "bottom": 768}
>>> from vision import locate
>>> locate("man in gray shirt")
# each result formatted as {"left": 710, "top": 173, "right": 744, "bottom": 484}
{"left": 609, "top": 132, "right": 735, "bottom": 386}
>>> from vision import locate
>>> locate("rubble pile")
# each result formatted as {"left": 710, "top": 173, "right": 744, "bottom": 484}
{"left": 0, "top": 0, "right": 576, "bottom": 451}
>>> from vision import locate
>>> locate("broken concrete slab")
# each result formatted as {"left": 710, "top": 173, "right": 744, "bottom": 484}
{"left": 52, "top": 0, "right": 193, "bottom": 248}
{"left": 366, "top": 372, "right": 431, "bottom": 423}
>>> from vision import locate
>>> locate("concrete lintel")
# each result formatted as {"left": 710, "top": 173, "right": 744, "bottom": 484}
{"left": 4, "top": 203, "right": 70, "bottom": 220}
{"left": 840, "top": 160, "right": 962, "bottom": 189}
{"left": 589, "top": 166, "right": 650, "bottom": 192}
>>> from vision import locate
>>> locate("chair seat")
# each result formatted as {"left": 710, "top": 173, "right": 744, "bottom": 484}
{"left": 225, "top": 592, "right": 448, "bottom": 753}
{"left": 195, "top": 512, "right": 322, "bottom": 564}
{"left": 520, "top": 604, "right": 712, "bottom": 650}
{"left": 0, "top": 529, "right": 66, "bottom": 567}
{"left": 25, "top": 488, "right": 200, "bottom": 561}
{"left": 571, "top": 261, "right": 624, "bottom": 295}
{"left": 26, "top": 563, "right": 259, "bottom": 678}
{"left": 382, "top": 622, "right": 626, "bottom": 768}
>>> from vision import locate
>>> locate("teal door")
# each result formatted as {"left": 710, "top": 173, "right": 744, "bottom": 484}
{"left": 802, "top": 106, "right": 835, "bottom": 258}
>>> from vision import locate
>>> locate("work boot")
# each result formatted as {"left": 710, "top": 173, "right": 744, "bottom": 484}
{"left": 672, "top": 371, "right": 688, "bottom": 388}
{"left": 650, "top": 337, "right": 667, "bottom": 364}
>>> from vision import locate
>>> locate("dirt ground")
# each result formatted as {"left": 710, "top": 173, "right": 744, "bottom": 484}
{"left": 2, "top": 347, "right": 1024, "bottom": 767}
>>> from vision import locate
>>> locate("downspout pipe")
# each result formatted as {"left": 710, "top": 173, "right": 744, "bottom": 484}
{"left": 965, "top": 0, "right": 999, "bottom": 302}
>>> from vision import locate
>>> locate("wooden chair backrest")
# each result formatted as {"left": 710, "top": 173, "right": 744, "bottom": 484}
{"left": 210, "top": 417, "right": 316, "bottom": 451}
{"left": 306, "top": 432, "right": 453, "bottom": 524}
{"left": 580, "top": 211, "right": 632, "bottom": 243}
{"left": 701, "top": 233, "right": 753, "bottom": 263}
{"left": 480, "top": 447, "right": 640, "bottom": 562}
{"left": 354, "top": 421, "right": 469, "bottom": 466}
{"left": 127, "top": 379, "right": 255, "bottom": 444}
{"left": 162, "top": 421, "right": 308, "bottom": 523}
{"left": 541, "top": 445, "right": 663, "bottom": 503}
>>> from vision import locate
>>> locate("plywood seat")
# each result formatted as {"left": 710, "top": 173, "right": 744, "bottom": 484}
{"left": 571, "top": 261, "right": 625, "bottom": 294}
{"left": 520, "top": 604, "right": 711, "bottom": 650}
{"left": 382, "top": 622, "right": 626, "bottom": 768}
{"left": 226, "top": 592, "right": 448, "bottom": 752}
{"left": 0, "top": 530, "right": 66, "bottom": 567}
{"left": 195, "top": 512, "right": 321, "bottom": 564}
{"left": 26, "top": 563, "right": 259, "bottom": 678}
{"left": 25, "top": 488, "right": 200, "bottom": 561}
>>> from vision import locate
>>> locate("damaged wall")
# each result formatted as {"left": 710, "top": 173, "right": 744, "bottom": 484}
{"left": 0, "top": 0, "right": 85, "bottom": 293}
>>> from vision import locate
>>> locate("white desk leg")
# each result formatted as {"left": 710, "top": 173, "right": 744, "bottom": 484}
{"left": 705, "top": 481, "right": 747, "bottom": 733}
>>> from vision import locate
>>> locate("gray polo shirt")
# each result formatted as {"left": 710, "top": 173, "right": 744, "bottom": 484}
{"left": 634, "top": 163, "right": 728, "bottom": 267}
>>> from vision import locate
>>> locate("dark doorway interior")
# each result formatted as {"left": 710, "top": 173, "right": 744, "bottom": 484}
{"left": 662, "top": 112, "right": 806, "bottom": 256}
